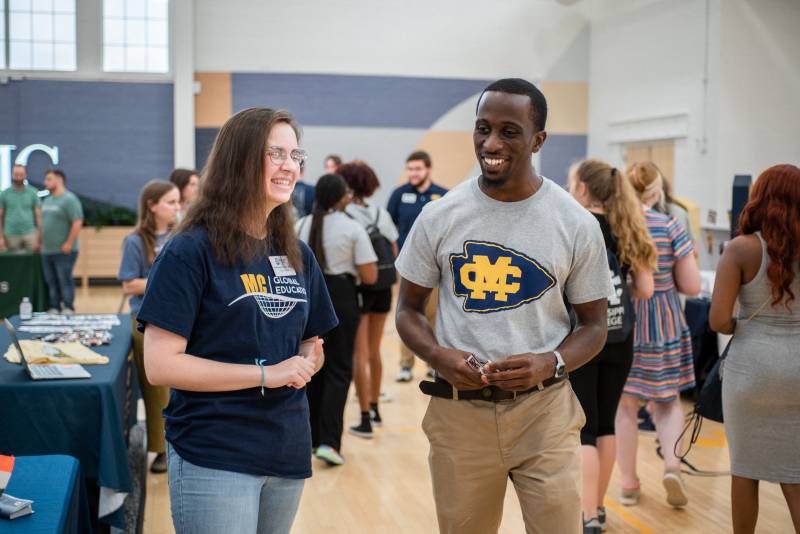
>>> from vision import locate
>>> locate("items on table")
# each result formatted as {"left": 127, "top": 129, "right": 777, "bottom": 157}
{"left": 0, "top": 455, "right": 35, "bottom": 521}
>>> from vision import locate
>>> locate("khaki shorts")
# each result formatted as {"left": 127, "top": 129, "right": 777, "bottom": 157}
{"left": 421, "top": 380, "right": 585, "bottom": 534}
{"left": 4, "top": 233, "right": 37, "bottom": 252}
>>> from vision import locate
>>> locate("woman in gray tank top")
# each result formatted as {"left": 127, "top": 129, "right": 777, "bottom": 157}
{"left": 709, "top": 164, "right": 800, "bottom": 533}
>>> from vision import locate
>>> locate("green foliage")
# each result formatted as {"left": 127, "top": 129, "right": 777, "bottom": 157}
{"left": 78, "top": 195, "right": 137, "bottom": 227}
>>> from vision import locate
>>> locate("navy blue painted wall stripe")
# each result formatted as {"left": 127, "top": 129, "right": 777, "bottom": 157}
{"left": 0, "top": 79, "right": 174, "bottom": 209}
{"left": 195, "top": 128, "right": 219, "bottom": 170}
{"left": 232, "top": 73, "right": 492, "bottom": 129}
{"left": 539, "top": 134, "right": 587, "bottom": 186}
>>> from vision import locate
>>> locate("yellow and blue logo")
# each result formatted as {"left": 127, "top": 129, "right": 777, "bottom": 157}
{"left": 228, "top": 274, "right": 307, "bottom": 319}
{"left": 449, "top": 241, "right": 556, "bottom": 313}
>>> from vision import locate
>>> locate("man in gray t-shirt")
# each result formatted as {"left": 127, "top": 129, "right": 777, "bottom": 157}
{"left": 395, "top": 79, "right": 611, "bottom": 534}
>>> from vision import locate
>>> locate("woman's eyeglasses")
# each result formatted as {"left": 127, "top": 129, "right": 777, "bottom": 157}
{"left": 266, "top": 146, "right": 308, "bottom": 166}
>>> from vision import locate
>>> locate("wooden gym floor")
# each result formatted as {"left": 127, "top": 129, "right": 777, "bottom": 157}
{"left": 76, "top": 287, "right": 795, "bottom": 533}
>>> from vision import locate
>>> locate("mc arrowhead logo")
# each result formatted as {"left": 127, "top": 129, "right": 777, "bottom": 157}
{"left": 449, "top": 241, "right": 556, "bottom": 313}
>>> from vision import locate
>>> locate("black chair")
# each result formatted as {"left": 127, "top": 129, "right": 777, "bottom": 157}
{"left": 123, "top": 423, "right": 147, "bottom": 534}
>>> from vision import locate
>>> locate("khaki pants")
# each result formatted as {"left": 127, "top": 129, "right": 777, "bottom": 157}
{"left": 421, "top": 380, "right": 585, "bottom": 534}
{"left": 131, "top": 314, "right": 169, "bottom": 453}
{"left": 4, "top": 233, "right": 36, "bottom": 252}
{"left": 400, "top": 287, "right": 438, "bottom": 369}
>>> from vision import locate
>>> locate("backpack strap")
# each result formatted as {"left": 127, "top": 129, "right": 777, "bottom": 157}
{"left": 298, "top": 215, "right": 310, "bottom": 237}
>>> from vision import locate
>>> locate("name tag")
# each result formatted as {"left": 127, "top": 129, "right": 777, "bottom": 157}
{"left": 401, "top": 193, "right": 417, "bottom": 204}
{"left": 269, "top": 256, "right": 296, "bottom": 277}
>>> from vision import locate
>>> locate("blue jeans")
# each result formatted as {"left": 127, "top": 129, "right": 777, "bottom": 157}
{"left": 41, "top": 251, "right": 78, "bottom": 310}
{"left": 167, "top": 444, "right": 305, "bottom": 534}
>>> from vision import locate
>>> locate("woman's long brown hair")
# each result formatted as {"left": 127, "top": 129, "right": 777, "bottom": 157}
{"left": 179, "top": 108, "right": 303, "bottom": 270}
{"left": 574, "top": 159, "right": 657, "bottom": 272}
{"left": 134, "top": 180, "right": 178, "bottom": 265}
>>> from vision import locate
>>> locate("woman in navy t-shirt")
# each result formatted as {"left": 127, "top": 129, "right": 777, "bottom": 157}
{"left": 137, "top": 108, "right": 338, "bottom": 534}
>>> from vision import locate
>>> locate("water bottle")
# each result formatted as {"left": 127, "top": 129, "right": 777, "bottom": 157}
{"left": 20, "top": 297, "right": 33, "bottom": 320}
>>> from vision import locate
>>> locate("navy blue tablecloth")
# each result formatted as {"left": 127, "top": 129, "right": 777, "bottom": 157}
{"left": 0, "top": 455, "right": 89, "bottom": 534}
{"left": 0, "top": 315, "right": 136, "bottom": 528}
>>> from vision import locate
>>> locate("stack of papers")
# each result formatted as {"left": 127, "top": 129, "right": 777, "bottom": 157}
{"left": 4, "top": 340, "right": 109, "bottom": 365}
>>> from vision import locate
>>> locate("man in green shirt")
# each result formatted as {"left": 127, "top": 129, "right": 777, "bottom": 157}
{"left": 41, "top": 169, "right": 84, "bottom": 314}
{"left": 0, "top": 164, "right": 42, "bottom": 252}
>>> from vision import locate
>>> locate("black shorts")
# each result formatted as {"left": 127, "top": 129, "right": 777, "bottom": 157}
{"left": 358, "top": 287, "right": 392, "bottom": 314}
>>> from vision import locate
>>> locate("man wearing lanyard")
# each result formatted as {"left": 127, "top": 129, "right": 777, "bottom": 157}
{"left": 387, "top": 151, "right": 448, "bottom": 382}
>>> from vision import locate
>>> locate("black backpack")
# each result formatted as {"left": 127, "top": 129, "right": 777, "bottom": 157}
{"left": 605, "top": 247, "right": 634, "bottom": 344}
{"left": 359, "top": 209, "right": 397, "bottom": 290}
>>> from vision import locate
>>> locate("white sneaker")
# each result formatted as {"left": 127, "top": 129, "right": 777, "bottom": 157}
{"left": 663, "top": 469, "right": 688, "bottom": 507}
{"left": 379, "top": 391, "right": 393, "bottom": 403}
{"left": 395, "top": 368, "right": 413, "bottom": 382}
{"left": 314, "top": 445, "right": 345, "bottom": 466}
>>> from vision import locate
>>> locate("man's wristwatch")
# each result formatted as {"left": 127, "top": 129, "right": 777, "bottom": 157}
{"left": 552, "top": 350, "right": 566, "bottom": 379}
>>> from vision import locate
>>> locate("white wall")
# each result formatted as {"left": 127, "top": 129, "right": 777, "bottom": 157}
{"left": 588, "top": 0, "right": 799, "bottom": 230}
{"left": 717, "top": 0, "right": 800, "bottom": 196}
{"left": 588, "top": 0, "right": 719, "bottom": 219}
{"left": 194, "top": 0, "right": 589, "bottom": 81}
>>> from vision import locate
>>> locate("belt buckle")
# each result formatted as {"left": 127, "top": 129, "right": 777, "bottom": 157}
{"left": 511, "top": 390, "right": 517, "bottom": 401}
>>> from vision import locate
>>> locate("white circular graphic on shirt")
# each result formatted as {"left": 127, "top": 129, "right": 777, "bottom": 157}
{"left": 228, "top": 292, "right": 306, "bottom": 319}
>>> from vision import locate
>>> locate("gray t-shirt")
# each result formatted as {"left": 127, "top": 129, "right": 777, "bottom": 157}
{"left": 345, "top": 203, "right": 400, "bottom": 244}
{"left": 118, "top": 231, "right": 170, "bottom": 315}
{"left": 395, "top": 176, "right": 612, "bottom": 361}
{"left": 295, "top": 211, "right": 377, "bottom": 282}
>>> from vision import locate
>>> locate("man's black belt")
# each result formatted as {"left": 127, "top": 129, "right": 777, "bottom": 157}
{"left": 419, "top": 375, "right": 567, "bottom": 402}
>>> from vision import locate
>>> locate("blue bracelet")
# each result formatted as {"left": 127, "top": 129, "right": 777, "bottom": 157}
{"left": 254, "top": 358, "right": 267, "bottom": 396}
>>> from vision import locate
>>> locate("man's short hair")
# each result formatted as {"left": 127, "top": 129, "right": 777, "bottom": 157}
{"left": 476, "top": 78, "right": 548, "bottom": 132}
{"left": 46, "top": 168, "right": 67, "bottom": 184}
{"left": 325, "top": 154, "right": 342, "bottom": 166}
{"left": 12, "top": 163, "right": 26, "bottom": 170}
{"left": 406, "top": 150, "right": 431, "bottom": 168}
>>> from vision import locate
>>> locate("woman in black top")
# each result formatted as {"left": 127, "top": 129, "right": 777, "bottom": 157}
{"left": 567, "top": 159, "right": 657, "bottom": 533}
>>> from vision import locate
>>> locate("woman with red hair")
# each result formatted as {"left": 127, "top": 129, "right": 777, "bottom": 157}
{"left": 710, "top": 164, "right": 800, "bottom": 533}
{"left": 337, "top": 161, "right": 399, "bottom": 439}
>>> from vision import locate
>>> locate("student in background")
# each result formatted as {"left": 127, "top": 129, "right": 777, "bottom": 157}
{"left": 567, "top": 159, "right": 656, "bottom": 532}
{"left": 118, "top": 180, "right": 180, "bottom": 474}
{"left": 169, "top": 168, "right": 200, "bottom": 222}
{"left": 0, "top": 164, "right": 41, "bottom": 252}
{"left": 386, "top": 150, "right": 447, "bottom": 382}
{"left": 617, "top": 162, "right": 700, "bottom": 509}
{"left": 291, "top": 165, "right": 315, "bottom": 219}
{"left": 40, "top": 169, "right": 83, "bottom": 314}
{"left": 709, "top": 164, "right": 800, "bottom": 534}
{"left": 296, "top": 174, "right": 378, "bottom": 465}
{"left": 324, "top": 154, "right": 342, "bottom": 174}
{"left": 339, "top": 160, "right": 399, "bottom": 439}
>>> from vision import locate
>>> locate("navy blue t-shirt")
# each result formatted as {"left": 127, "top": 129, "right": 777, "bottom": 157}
{"left": 291, "top": 181, "right": 315, "bottom": 218}
{"left": 386, "top": 182, "right": 448, "bottom": 250}
{"left": 136, "top": 227, "right": 338, "bottom": 478}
